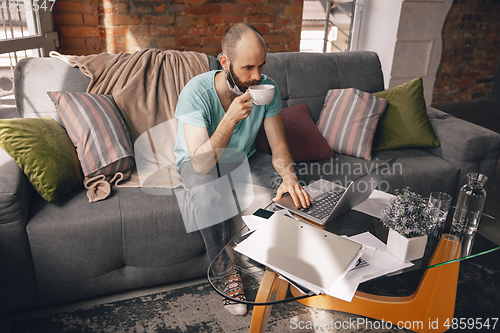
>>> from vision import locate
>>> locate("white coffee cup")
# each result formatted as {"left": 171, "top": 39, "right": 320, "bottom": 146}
{"left": 248, "top": 84, "right": 275, "bottom": 105}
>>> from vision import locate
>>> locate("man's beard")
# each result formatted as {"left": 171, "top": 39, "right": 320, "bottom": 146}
{"left": 228, "top": 63, "right": 261, "bottom": 93}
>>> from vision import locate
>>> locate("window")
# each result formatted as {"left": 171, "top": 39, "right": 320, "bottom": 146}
{"left": 300, "top": 0, "right": 361, "bottom": 53}
{"left": 1, "top": 0, "right": 58, "bottom": 113}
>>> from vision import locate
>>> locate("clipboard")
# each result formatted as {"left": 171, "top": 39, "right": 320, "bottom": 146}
{"left": 235, "top": 213, "right": 362, "bottom": 293}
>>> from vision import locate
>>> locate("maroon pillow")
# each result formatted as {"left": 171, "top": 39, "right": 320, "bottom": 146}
{"left": 255, "top": 103, "right": 335, "bottom": 162}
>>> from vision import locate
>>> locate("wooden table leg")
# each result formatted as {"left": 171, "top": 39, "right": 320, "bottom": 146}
{"left": 249, "top": 270, "right": 290, "bottom": 333}
{"left": 290, "top": 234, "right": 462, "bottom": 333}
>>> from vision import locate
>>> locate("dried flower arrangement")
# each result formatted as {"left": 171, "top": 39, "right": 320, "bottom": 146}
{"left": 381, "top": 187, "right": 432, "bottom": 238}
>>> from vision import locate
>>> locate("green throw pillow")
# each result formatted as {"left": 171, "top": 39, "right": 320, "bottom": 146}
{"left": 372, "top": 77, "right": 439, "bottom": 151}
{"left": 0, "top": 116, "right": 83, "bottom": 202}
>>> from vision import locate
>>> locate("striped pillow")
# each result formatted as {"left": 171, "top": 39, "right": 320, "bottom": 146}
{"left": 47, "top": 92, "right": 135, "bottom": 177}
{"left": 317, "top": 88, "right": 387, "bottom": 160}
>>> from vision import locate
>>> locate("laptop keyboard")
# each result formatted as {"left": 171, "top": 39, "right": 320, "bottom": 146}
{"left": 300, "top": 187, "right": 346, "bottom": 220}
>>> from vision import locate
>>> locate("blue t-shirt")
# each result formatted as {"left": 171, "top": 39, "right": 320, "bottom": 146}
{"left": 174, "top": 70, "right": 282, "bottom": 169}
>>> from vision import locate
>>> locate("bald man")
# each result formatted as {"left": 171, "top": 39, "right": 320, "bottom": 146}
{"left": 173, "top": 23, "right": 312, "bottom": 315}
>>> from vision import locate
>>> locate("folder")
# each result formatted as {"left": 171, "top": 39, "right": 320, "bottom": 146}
{"left": 234, "top": 213, "right": 363, "bottom": 295}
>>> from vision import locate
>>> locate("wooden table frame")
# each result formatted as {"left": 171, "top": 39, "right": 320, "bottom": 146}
{"left": 249, "top": 234, "right": 462, "bottom": 333}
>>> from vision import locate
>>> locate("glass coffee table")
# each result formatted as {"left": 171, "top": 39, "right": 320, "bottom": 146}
{"left": 208, "top": 203, "right": 500, "bottom": 333}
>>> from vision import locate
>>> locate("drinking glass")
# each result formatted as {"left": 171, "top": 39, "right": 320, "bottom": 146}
{"left": 428, "top": 191, "right": 452, "bottom": 228}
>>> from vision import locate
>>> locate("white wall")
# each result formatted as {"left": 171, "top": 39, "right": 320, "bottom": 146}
{"left": 356, "top": 0, "right": 403, "bottom": 89}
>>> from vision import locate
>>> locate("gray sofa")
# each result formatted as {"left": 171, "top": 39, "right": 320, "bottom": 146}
{"left": 1, "top": 50, "right": 499, "bottom": 314}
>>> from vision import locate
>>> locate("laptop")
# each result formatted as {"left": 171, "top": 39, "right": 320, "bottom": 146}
{"left": 275, "top": 159, "right": 396, "bottom": 225}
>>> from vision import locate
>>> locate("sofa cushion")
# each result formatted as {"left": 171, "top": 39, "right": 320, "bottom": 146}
{"left": 26, "top": 187, "right": 209, "bottom": 305}
{"left": 0, "top": 116, "right": 83, "bottom": 202}
{"left": 372, "top": 77, "right": 440, "bottom": 151}
{"left": 255, "top": 103, "right": 335, "bottom": 162}
{"left": 294, "top": 149, "right": 459, "bottom": 198}
{"left": 372, "top": 149, "right": 459, "bottom": 197}
{"left": 317, "top": 88, "right": 387, "bottom": 161}
{"left": 47, "top": 92, "right": 135, "bottom": 177}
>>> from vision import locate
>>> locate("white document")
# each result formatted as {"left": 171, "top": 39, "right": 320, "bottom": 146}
{"left": 235, "top": 213, "right": 363, "bottom": 293}
{"left": 348, "top": 231, "right": 413, "bottom": 279}
{"left": 320, "top": 242, "right": 377, "bottom": 301}
{"left": 325, "top": 275, "right": 363, "bottom": 301}
{"left": 241, "top": 215, "right": 267, "bottom": 231}
{"left": 352, "top": 190, "right": 395, "bottom": 219}
{"left": 339, "top": 241, "right": 384, "bottom": 283}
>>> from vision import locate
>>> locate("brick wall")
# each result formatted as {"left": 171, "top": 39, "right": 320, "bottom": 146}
{"left": 52, "top": 0, "right": 304, "bottom": 57}
{"left": 433, "top": 0, "right": 500, "bottom": 103}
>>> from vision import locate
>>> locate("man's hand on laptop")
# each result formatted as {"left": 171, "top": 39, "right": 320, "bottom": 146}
{"left": 273, "top": 176, "right": 313, "bottom": 209}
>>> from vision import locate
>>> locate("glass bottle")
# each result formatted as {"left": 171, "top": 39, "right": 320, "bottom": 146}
{"left": 451, "top": 173, "right": 488, "bottom": 235}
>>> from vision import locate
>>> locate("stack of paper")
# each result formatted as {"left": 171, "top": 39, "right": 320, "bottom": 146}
{"left": 321, "top": 231, "right": 414, "bottom": 301}
{"left": 239, "top": 210, "right": 414, "bottom": 302}
{"left": 352, "top": 189, "right": 395, "bottom": 219}
{"left": 235, "top": 213, "right": 363, "bottom": 298}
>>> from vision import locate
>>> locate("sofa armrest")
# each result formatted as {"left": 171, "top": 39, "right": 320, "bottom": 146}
{"left": 0, "top": 148, "right": 31, "bottom": 225}
{"left": 425, "top": 106, "right": 500, "bottom": 197}
{"left": 0, "top": 147, "right": 38, "bottom": 313}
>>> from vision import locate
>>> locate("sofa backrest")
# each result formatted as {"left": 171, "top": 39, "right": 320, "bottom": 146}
{"left": 14, "top": 57, "right": 91, "bottom": 123}
{"left": 15, "top": 51, "right": 384, "bottom": 125}
{"left": 208, "top": 51, "right": 385, "bottom": 122}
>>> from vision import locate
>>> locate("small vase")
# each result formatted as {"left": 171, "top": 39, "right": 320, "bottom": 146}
{"left": 386, "top": 229, "right": 428, "bottom": 262}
